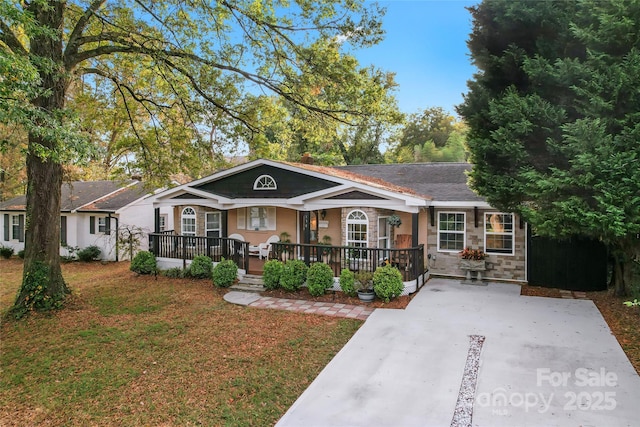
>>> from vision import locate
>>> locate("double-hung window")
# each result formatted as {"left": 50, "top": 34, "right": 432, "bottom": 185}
{"left": 438, "top": 212, "right": 465, "bottom": 252}
{"left": 346, "top": 210, "right": 368, "bottom": 258}
{"left": 485, "top": 213, "right": 514, "bottom": 255}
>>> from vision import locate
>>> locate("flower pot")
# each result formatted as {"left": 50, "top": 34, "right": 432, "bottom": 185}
{"left": 460, "top": 259, "right": 486, "bottom": 270}
{"left": 357, "top": 289, "right": 375, "bottom": 302}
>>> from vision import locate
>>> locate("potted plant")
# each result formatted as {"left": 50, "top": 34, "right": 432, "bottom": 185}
{"left": 320, "top": 235, "right": 332, "bottom": 263}
{"left": 387, "top": 214, "right": 402, "bottom": 228}
{"left": 459, "top": 247, "right": 487, "bottom": 280}
{"left": 279, "top": 231, "right": 292, "bottom": 261}
{"left": 354, "top": 271, "right": 375, "bottom": 302}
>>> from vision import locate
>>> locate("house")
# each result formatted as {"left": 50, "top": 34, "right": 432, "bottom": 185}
{"left": 0, "top": 180, "right": 172, "bottom": 261}
{"left": 149, "top": 159, "right": 526, "bottom": 293}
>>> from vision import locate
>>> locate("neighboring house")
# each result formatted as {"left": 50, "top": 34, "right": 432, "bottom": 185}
{"left": 0, "top": 180, "right": 172, "bottom": 261}
{"left": 150, "top": 159, "right": 526, "bottom": 292}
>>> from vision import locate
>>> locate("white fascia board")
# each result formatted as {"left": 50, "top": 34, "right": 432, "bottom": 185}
{"left": 428, "top": 201, "right": 493, "bottom": 209}
{"left": 304, "top": 200, "right": 420, "bottom": 213}
{"left": 289, "top": 184, "right": 427, "bottom": 208}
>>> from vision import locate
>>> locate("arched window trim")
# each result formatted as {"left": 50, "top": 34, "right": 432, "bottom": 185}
{"left": 181, "top": 206, "right": 196, "bottom": 237}
{"left": 346, "top": 209, "right": 368, "bottom": 249}
{"left": 253, "top": 174, "right": 277, "bottom": 190}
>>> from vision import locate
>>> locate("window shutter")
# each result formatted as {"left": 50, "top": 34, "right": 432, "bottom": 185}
{"left": 267, "top": 207, "right": 277, "bottom": 230}
{"left": 60, "top": 216, "right": 67, "bottom": 246}
{"left": 90, "top": 216, "right": 95, "bottom": 234}
{"left": 105, "top": 217, "right": 111, "bottom": 235}
{"left": 3, "top": 214, "right": 8, "bottom": 241}
{"left": 237, "top": 208, "right": 246, "bottom": 230}
{"left": 18, "top": 214, "right": 24, "bottom": 242}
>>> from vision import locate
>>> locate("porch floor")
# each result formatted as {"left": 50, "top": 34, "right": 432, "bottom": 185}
{"left": 248, "top": 256, "right": 266, "bottom": 275}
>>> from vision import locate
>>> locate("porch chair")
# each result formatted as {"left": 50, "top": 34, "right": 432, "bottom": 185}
{"left": 256, "top": 235, "right": 280, "bottom": 259}
{"left": 228, "top": 233, "right": 246, "bottom": 256}
{"left": 394, "top": 234, "right": 413, "bottom": 270}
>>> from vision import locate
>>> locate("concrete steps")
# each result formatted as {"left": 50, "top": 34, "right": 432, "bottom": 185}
{"left": 232, "top": 273, "right": 264, "bottom": 292}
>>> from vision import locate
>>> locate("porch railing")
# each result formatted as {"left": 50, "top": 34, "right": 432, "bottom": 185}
{"left": 149, "top": 232, "right": 249, "bottom": 271}
{"left": 271, "top": 243, "right": 425, "bottom": 282}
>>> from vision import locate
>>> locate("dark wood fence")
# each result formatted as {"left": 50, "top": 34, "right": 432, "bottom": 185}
{"left": 149, "top": 232, "right": 249, "bottom": 271}
{"left": 527, "top": 233, "right": 607, "bottom": 291}
{"left": 272, "top": 242, "right": 425, "bottom": 282}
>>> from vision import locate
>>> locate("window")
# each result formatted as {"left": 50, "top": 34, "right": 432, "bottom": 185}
{"left": 438, "top": 212, "right": 465, "bottom": 252}
{"left": 181, "top": 207, "right": 196, "bottom": 236}
{"left": 60, "top": 216, "right": 67, "bottom": 246}
{"left": 206, "top": 212, "right": 221, "bottom": 238}
{"left": 253, "top": 175, "right": 277, "bottom": 190}
{"left": 485, "top": 213, "right": 514, "bottom": 255}
{"left": 11, "top": 215, "right": 24, "bottom": 242}
{"left": 378, "top": 216, "right": 390, "bottom": 249}
{"left": 346, "top": 210, "right": 368, "bottom": 253}
{"left": 159, "top": 214, "right": 167, "bottom": 232}
{"left": 248, "top": 207, "right": 276, "bottom": 231}
{"left": 98, "top": 217, "right": 107, "bottom": 233}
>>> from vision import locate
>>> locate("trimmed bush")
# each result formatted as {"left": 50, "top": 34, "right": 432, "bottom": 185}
{"left": 307, "top": 262, "right": 334, "bottom": 296}
{"left": 162, "top": 267, "right": 184, "bottom": 278}
{"left": 17, "top": 250, "right": 24, "bottom": 259}
{"left": 77, "top": 245, "right": 102, "bottom": 262}
{"left": 189, "top": 255, "right": 213, "bottom": 279}
{"left": 280, "top": 259, "right": 308, "bottom": 292}
{"left": 212, "top": 258, "right": 238, "bottom": 288}
{"left": 263, "top": 260, "right": 284, "bottom": 290}
{"left": 130, "top": 251, "right": 157, "bottom": 275}
{"left": 0, "top": 246, "right": 14, "bottom": 259}
{"left": 339, "top": 269, "right": 356, "bottom": 297}
{"left": 373, "top": 265, "right": 404, "bottom": 303}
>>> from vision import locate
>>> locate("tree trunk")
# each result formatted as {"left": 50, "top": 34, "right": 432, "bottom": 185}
{"left": 611, "top": 239, "right": 638, "bottom": 297}
{"left": 12, "top": 1, "right": 70, "bottom": 316}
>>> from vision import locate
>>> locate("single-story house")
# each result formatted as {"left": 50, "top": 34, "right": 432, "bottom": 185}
{"left": 149, "top": 159, "right": 526, "bottom": 293}
{"left": 0, "top": 180, "right": 172, "bottom": 261}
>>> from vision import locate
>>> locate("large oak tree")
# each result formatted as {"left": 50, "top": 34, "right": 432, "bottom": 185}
{"left": 0, "top": 0, "right": 391, "bottom": 316}
{"left": 458, "top": 0, "right": 640, "bottom": 295}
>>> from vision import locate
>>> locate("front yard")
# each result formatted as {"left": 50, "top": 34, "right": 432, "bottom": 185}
{"left": 0, "top": 259, "right": 361, "bottom": 426}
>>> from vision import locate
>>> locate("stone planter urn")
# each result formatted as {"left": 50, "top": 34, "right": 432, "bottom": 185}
{"left": 460, "top": 259, "right": 486, "bottom": 281}
{"left": 357, "top": 289, "right": 375, "bottom": 302}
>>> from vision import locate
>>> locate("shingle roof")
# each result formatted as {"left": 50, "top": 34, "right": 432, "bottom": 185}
{"left": 0, "top": 180, "right": 149, "bottom": 212}
{"left": 333, "top": 163, "right": 486, "bottom": 202}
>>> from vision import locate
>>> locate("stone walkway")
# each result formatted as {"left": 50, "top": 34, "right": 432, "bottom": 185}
{"left": 223, "top": 291, "right": 375, "bottom": 321}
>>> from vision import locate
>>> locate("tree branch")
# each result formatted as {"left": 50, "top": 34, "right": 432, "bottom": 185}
{"left": 65, "top": 0, "right": 107, "bottom": 68}
{"left": 0, "top": 19, "right": 28, "bottom": 55}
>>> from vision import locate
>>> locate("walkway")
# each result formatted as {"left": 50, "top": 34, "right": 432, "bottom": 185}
{"left": 223, "top": 291, "right": 375, "bottom": 320}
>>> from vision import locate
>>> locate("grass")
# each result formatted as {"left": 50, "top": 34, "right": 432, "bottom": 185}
{"left": 0, "top": 259, "right": 361, "bottom": 426}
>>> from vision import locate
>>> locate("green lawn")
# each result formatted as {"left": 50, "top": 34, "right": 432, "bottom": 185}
{"left": 0, "top": 259, "right": 361, "bottom": 426}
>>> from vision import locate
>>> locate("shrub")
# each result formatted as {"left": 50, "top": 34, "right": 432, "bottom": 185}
{"left": 373, "top": 265, "right": 404, "bottom": 303}
{"left": 17, "top": 250, "right": 24, "bottom": 259}
{"left": 307, "top": 262, "right": 334, "bottom": 296}
{"left": 263, "top": 260, "right": 284, "bottom": 290}
{"left": 0, "top": 246, "right": 14, "bottom": 259}
{"left": 339, "top": 269, "right": 356, "bottom": 297}
{"left": 77, "top": 245, "right": 102, "bottom": 262}
{"left": 162, "top": 267, "right": 185, "bottom": 278}
{"left": 280, "top": 259, "right": 308, "bottom": 292}
{"left": 212, "top": 258, "right": 238, "bottom": 288}
{"left": 130, "top": 251, "right": 157, "bottom": 275}
{"left": 189, "top": 255, "right": 213, "bottom": 279}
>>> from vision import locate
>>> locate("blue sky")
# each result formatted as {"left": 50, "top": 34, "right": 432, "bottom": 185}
{"left": 353, "top": 0, "right": 478, "bottom": 116}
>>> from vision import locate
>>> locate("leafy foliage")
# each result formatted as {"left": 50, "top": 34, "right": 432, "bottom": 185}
{"left": 130, "top": 251, "right": 157, "bottom": 275}
{"left": 263, "top": 260, "right": 284, "bottom": 290}
{"left": 0, "top": 246, "right": 14, "bottom": 259}
{"left": 161, "top": 267, "right": 185, "bottom": 279}
{"left": 189, "top": 256, "right": 213, "bottom": 279}
{"left": 458, "top": 0, "right": 640, "bottom": 295}
{"left": 339, "top": 269, "right": 356, "bottom": 297}
{"left": 77, "top": 246, "right": 102, "bottom": 262}
{"left": 280, "top": 260, "right": 308, "bottom": 292}
{"left": 212, "top": 258, "right": 238, "bottom": 288}
{"left": 373, "top": 265, "right": 403, "bottom": 303}
{"left": 306, "top": 263, "right": 334, "bottom": 297}
{"left": 10, "top": 261, "right": 64, "bottom": 319}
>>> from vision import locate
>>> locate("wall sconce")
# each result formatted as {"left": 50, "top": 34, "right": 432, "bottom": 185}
{"left": 321, "top": 209, "right": 327, "bottom": 220}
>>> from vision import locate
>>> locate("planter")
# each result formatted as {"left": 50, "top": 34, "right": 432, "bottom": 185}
{"left": 357, "top": 289, "right": 375, "bottom": 302}
{"left": 460, "top": 259, "right": 486, "bottom": 281}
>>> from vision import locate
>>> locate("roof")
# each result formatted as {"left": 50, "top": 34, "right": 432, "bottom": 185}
{"left": 0, "top": 180, "right": 150, "bottom": 212}
{"left": 334, "top": 163, "right": 486, "bottom": 202}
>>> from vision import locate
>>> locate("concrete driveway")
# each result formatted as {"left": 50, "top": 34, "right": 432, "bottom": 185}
{"left": 276, "top": 278, "right": 640, "bottom": 427}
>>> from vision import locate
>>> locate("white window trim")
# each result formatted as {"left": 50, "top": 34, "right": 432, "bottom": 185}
{"left": 181, "top": 207, "right": 197, "bottom": 236}
{"left": 346, "top": 209, "right": 369, "bottom": 249}
{"left": 377, "top": 216, "right": 390, "bottom": 249}
{"left": 11, "top": 215, "right": 20, "bottom": 240}
{"left": 247, "top": 207, "right": 276, "bottom": 231}
{"left": 484, "top": 212, "right": 515, "bottom": 256}
{"left": 159, "top": 214, "right": 168, "bottom": 232}
{"left": 98, "top": 217, "right": 107, "bottom": 233}
{"left": 253, "top": 174, "right": 277, "bottom": 190}
{"left": 437, "top": 211, "right": 466, "bottom": 253}
{"left": 206, "top": 211, "right": 221, "bottom": 237}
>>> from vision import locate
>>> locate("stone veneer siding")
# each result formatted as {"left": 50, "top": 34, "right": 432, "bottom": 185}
{"left": 425, "top": 208, "right": 526, "bottom": 282}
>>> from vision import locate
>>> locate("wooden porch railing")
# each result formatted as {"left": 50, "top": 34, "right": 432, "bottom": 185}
{"left": 149, "top": 232, "right": 249, "bottom": 271}
{"left": 271, "top": 242, "right": 425, "bottom": 282}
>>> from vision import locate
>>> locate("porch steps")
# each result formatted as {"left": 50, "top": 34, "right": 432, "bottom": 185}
{"left": 232, "top": 274, "right": 265, "bottom": 293}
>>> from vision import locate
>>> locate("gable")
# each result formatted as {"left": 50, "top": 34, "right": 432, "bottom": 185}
{"left": 327, "top": 190, "right": 388, "bottom": 201}
{"left": 192, "top": 164, "right": 340, "bottom": 198}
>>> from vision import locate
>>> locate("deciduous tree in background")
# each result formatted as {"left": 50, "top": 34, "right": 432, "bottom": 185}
{"left": 458, "top": 0, "right": 640, "bottom": 296}
{"left": 0, "top": 0, "right": 392, "bottom": 316}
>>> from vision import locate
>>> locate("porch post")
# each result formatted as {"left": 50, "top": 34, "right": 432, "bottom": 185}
{"left": 154, "top": 208, "right": 160, "bottom": 233}
{"left": 221, "top": 210, "right": 228, "bottom": 237}
{"left": 301, "top": 211, "right": 311, "bottom": 265}
{"left": 412, "top": 212, "right": 419, "bottom": 247}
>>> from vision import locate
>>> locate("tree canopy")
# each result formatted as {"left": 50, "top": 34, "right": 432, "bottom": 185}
{"left": 458, "top": 0, "right": 640, "bottom": 295}
{"left": 0, "top": 0, "right": 396, "bottom": 316}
